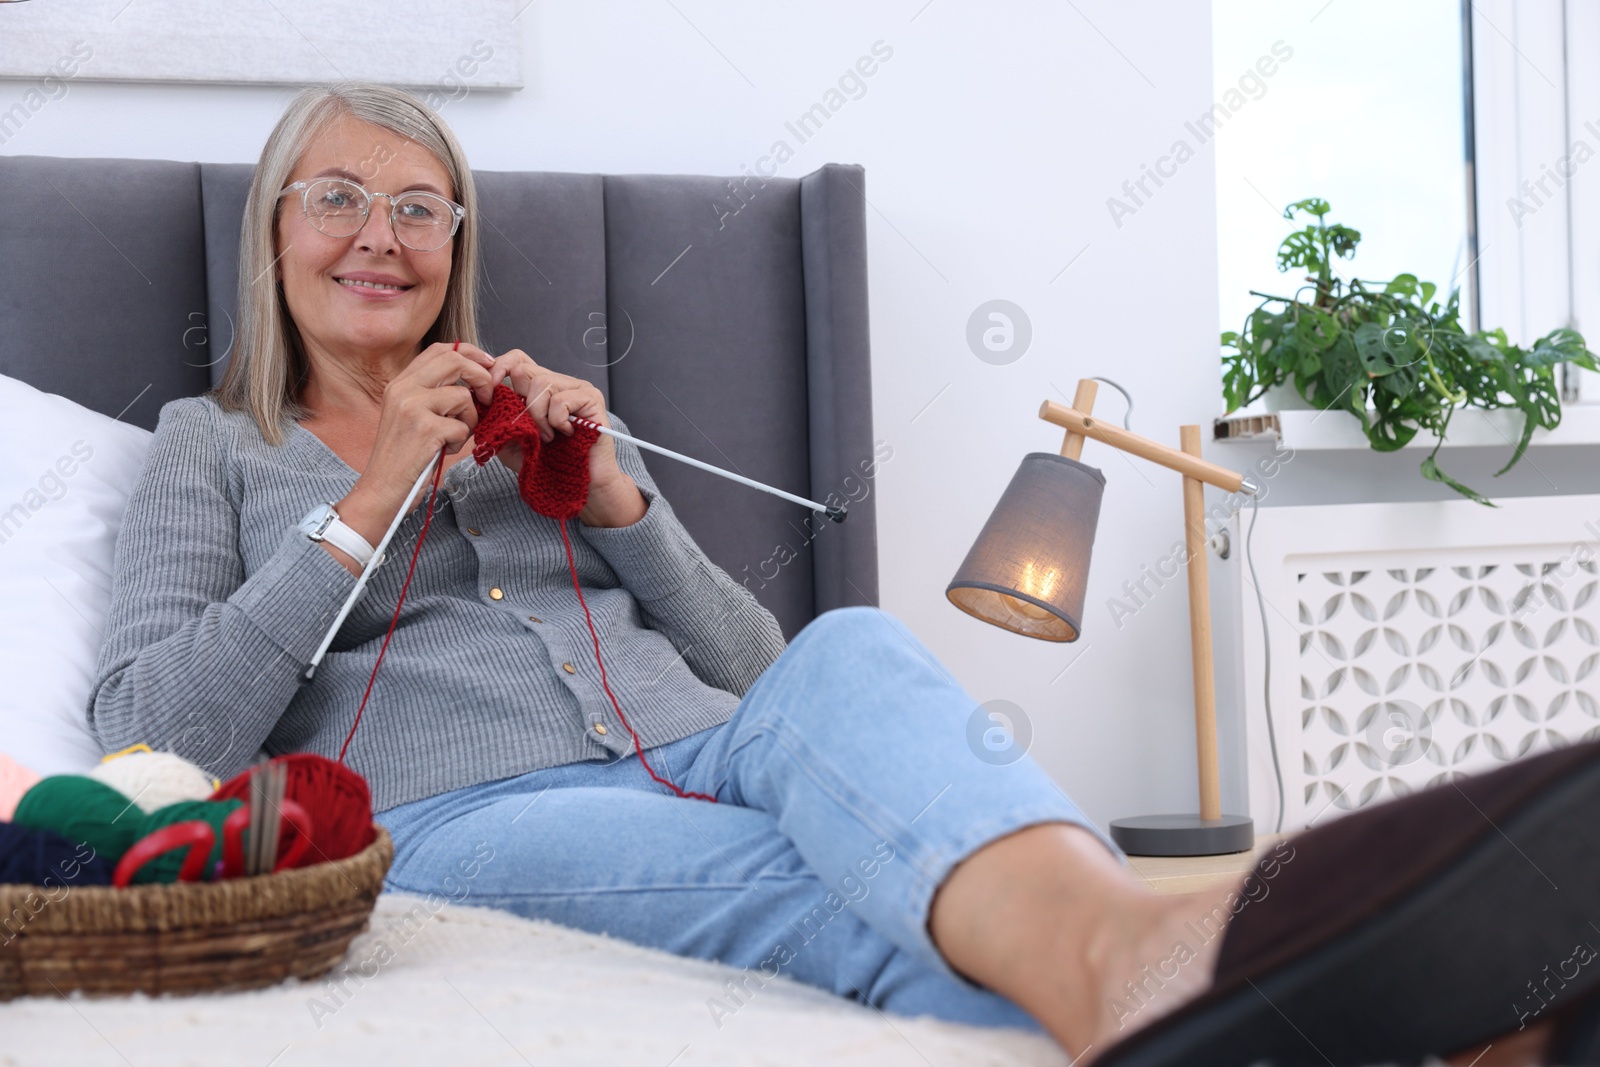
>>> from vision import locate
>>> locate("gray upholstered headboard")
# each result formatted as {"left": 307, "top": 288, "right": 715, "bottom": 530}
{"left": 0, "top": 156, "right": 877, "bottom": 638}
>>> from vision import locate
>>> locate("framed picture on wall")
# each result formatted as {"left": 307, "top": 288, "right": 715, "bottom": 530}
{"left": 0, "top": 0, "right": 523, "bottom": 99}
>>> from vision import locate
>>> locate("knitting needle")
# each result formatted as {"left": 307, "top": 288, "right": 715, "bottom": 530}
{"left": 569, "top": 415, "right": 848, "bottom": 524}
{"left": 304, "top": 411, "right": 848, "bottom": 682}
{"left": 248, "top": 762, "right": 267, "bottom": 876}
{"left": 264, "top": 762, "right": 285, "bottom": 874}
{"left": 301, "top": 451, "right": 443, "bottom": 682}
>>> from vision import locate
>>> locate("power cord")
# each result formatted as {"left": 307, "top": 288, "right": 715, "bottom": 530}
{"left": 1245, "top": 492, "right": 1285, "bottom": 833}
{"left": 1089, "top": 376, "right": 1135, "bottom": 430}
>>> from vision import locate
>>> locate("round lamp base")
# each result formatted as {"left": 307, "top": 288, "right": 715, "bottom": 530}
{"left": 1109, "top": 813, "right": 1255, "bottom": 857}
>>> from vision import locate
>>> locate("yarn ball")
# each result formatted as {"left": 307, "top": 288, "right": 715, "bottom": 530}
{"left": 212, "top": 754, "right": 373, "bottom": 866}
{"left": 0, "top": 821, "right": 112, "bottom": 888}
{"left": 472, "top": 383, "right": 600, "bottom": 520}
{"left": 88, "top": 751, "right": 214, "bottom": 814}
{"left": 130, "top": 799, "right": 243, "bottom": 885}
{"left": 0, "top": 753, "right": 41, "bottom": 821}
{"left": 11, "top": 776, "right": 145, "bottom": 866}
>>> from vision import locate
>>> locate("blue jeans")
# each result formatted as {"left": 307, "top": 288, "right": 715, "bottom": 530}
{"left": 376, "top": 607, "right": 1119, "bottom": 1030}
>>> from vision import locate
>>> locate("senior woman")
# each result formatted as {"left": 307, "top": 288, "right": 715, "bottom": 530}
{"left": 88, "top": 84, "right": 1598, "bottom": 1066}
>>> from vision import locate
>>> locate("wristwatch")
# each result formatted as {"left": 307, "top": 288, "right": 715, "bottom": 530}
{"left": 297, "top": 502, "right": 378, "bottom": 567}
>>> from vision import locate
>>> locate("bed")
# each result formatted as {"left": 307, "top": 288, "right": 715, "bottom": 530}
{"left": 1, "top": 892, "right": 1065, "bottom": 1066}
{"left": 0, "top": 155, "right": 1075, "bottom": 1064}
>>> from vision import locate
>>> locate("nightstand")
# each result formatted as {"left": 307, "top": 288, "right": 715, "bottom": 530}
{"left": 1126, "top": 834, "right": 1288, "bottom": 895}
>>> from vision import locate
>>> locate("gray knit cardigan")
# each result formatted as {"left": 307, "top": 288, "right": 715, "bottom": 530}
{"left": 87, "top": 395, "right": 789, "bottom": 812}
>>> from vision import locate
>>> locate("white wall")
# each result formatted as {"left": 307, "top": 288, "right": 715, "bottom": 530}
{"left": 1, "top": 1, "right": 1228, "bottom": 831}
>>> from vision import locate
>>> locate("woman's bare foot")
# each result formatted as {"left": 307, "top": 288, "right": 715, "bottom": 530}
{"left": 931, "top": 821, "right": 1580, "bottom": 1064}
{"left": 929, "top": 823, "right": 1238, "bottom": 1061}
{"left": 1075, "top": 875, "right": 1241, "bottom": 1059}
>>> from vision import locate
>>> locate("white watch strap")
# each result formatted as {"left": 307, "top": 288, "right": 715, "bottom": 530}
{"left": 320, "top": 514, "right": 377, "bottom": 566}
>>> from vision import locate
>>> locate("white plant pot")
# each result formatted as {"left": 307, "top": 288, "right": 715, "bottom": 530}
{"left": 1263, "top": 381, "right": 1316, "bottom": 412}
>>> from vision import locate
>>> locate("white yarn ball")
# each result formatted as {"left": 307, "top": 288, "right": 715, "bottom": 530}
{"left": 88, "top": 751, "right": 215, "bottom": 813}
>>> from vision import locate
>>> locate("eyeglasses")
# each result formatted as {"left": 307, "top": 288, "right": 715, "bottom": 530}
{"left": 278, "top": 177, "right": 466, "bottom": 252}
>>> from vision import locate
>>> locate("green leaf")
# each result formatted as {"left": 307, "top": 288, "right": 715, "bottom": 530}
{"left": 1277, "top": 230, "right": 1324, "bottom": 275}
{"left": 1375, "top": 364, "right": 1419, "bottom": 397}
{"left": 1319, "top": 333, "right": 1363, "bottom": 409}
{"left": 1384, "top": 273, "right": 1419, "bottom": 298}
{"left": 1326, "top": 224, "right": 1361, "bottom": 260}
{"left": 1493, "top": 406, "right": 1537, "bottom": 476}
{"left": 1365, "top": 416, "right": 1419, "bottom": 451}
{"left": 1525, "top": 328, "right": 1593, "bottom": 367}
{"left": 1352, "top": 321, "right": 1420, "bottom": 376}
{"left": 1251, "top": 307, "right": 1288, "bottom": 349}
{"left": 1422, "top": 454, "right": 1495, "bottom": 506}
{"left": 1527, "top": 388, "right": 1561, "bottom": 429}
{"left": 1294, "top": 307, "right": 1341, "bottom": 349}
{"left": 1464, "top": 335, "right": 1504, "bottom": 364}
{"left": 1284, "top": 197, "right": 1330, "bottom": 219}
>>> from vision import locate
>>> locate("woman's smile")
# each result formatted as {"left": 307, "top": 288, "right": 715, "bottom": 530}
{"left": 333, "top": 270, "right": 416, "bottom": 300}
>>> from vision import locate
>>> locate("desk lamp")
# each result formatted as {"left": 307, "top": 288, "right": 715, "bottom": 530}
{"left": 946, "top": 379, "right": 1258, "bottom": 857}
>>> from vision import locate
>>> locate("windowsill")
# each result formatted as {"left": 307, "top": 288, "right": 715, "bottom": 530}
{"left": 1213, "top": 404, "right": 1600, "bottom": 451}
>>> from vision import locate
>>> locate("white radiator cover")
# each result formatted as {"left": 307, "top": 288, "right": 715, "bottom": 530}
{"left": 1230, "top": 494, "right": 1600, "bottom": 833}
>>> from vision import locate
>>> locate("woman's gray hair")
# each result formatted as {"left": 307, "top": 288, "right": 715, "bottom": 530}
{"left": 213, "top": 83, "right": 481, "bottom": 446}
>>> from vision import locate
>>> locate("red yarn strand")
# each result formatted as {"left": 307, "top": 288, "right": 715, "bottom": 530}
{"left": 337, "top": 443, "right": 447, "bottom": 765}
{"left": 338, "top": 341, "right": 465, "bottom": 763}
{"left": 333, "top": 339, "right": 710, "bottom": 801}
{"left": 558, "top": 519, "right": 716, "bottom": 802}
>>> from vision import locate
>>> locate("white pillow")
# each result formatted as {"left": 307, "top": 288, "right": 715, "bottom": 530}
{"left": 0, "top": 373, "right": 154, "bottom": 777}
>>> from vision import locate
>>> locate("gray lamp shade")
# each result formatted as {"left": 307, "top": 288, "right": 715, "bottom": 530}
{"left": 945, "top": 453, "right": 1106, "bottom": 642}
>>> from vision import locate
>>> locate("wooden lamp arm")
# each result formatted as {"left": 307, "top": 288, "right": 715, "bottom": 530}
{"left": 1039, "top": 398, "right": 1256, "bottom": 495}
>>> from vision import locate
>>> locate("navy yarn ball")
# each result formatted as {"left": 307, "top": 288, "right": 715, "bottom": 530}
{"left": 0, "top": 820, "right": 113, "bottom": 888}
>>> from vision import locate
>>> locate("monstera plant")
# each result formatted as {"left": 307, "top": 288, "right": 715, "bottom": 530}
{"left": 1221, "top": 198, "right": 1598, "bottom": 505}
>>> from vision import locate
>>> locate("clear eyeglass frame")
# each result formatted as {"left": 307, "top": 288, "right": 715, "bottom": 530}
{"left": 278, "top": 177, "right": 467, "bottom": 252}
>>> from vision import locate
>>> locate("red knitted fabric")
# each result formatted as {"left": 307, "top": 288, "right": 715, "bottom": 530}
{"left": 334, "top": 372, "right": 714, "bottom": 805}
{"left": 472, "top": 384, "right": 600, "bottom": 519}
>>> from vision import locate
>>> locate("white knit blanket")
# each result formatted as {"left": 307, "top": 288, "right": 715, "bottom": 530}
{"left": 0, "top": 893, "right": 1069, "bottom": 1066}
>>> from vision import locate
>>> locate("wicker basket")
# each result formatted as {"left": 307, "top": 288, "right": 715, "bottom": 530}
{"left": 0, "top": 824, "right": 392, "bottom": 1000}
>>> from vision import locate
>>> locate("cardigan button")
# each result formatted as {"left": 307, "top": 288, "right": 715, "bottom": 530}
{"left": 468, "top": 527, "right": 482, "bottom": 536}
{"left": 562, "top": 662, "right": 576, "bottom": 674}
{"left": 489, "top": 587, "right": 504, "bottom": 600}
{"left": 528, "top": 615, "right": 542, "bottom": 623}
{"left": 594, "top": 724, "right": 608, "bottom": 736}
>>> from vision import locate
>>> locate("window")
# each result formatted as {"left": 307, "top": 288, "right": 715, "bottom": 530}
{"left": 1472, "top": 0, "right": 1600, "bottom": 403}
{"left": 1212, "top": 0, "right": 1474, "bottom": 366}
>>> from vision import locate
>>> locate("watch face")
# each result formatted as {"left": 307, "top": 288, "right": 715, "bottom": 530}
{"left": 299, "top": 503, "right": 336, "bottom": 537}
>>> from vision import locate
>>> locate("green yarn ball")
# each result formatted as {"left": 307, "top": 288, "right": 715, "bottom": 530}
{"left": 11, "top": 776, "right": 145, "bottom": 865}
{"left": 133, "top": 799, "right": 243, "bottom": 885}
{"left": 11, "top": 778, "right": 246, "bottom": 885}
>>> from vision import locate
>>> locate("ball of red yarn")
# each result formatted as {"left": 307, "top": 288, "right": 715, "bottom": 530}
{"left": 211, "top": 754, "right": 373, "bottom": 865}
{"left": 472, "top": 384, "right": 600, "bottom": 520}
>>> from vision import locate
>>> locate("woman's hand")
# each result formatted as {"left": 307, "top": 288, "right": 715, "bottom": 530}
{"left": 329, "top": 342, "right": 499, "bottom": 571}
{"left": 481, "top": 349, "right": 646, "bottom": 528}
